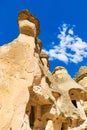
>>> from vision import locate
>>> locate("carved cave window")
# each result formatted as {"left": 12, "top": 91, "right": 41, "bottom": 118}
{"left": 71, "top": 100, "right": 77, "bottom": 108}
{"left": 30, "top": 106, "right": 35, "bottom": 128}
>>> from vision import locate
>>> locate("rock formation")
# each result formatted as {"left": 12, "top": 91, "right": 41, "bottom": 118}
{"left": 0, "top": 9, "right": 87, "bottom": 130}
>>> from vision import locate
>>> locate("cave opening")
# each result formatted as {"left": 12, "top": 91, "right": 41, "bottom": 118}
{"left": 30, "top": 106, "right": 35, "bottom": 128}
{"left": 71, "top": 100, "right": 77, "bottom": 108}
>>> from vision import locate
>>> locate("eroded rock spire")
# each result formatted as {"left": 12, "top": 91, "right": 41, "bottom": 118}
{"left": 18, "top": 10, "right": 40, "bottom": 37}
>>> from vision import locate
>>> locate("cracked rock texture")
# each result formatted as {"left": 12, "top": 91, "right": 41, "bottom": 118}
{"left": 0, "top": 10, "right": 87, "bottom": 130}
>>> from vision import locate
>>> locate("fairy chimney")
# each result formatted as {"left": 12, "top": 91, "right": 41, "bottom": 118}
{"left": 18, "top": 10, "right": 40, "bottom": 37}
{"left": 40, "top": 51, "right": 50, "bottom": 67}
{"left": 75, "top": 66, "right": 87, "bottom": 90}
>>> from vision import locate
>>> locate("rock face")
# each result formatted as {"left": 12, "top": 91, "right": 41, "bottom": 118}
{"left": 0, "top": 10, "right": 87, "bottom": 130}
{"left": 75, "top": 66, "right": 87, "bottom": 89}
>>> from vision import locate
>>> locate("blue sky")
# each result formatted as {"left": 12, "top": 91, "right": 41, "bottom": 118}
{"left": 0, "top": 0, "right": 87, "bottom": 77}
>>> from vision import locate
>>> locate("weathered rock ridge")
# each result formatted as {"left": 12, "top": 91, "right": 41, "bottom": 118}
{"left": 0, "top": 10, "right": 87, "bottom": 130}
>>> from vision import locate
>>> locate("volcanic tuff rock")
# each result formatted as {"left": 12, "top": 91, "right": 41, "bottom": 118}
{"left": 75, "top": 66, "right": 87, "bottom": 88}
{"left": 0, "top": 10, "right": 87, "bottom": 130}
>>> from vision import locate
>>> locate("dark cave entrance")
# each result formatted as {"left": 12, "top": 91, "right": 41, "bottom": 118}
{"left": 30, "top": 106, "right": 35, "bottom": 128}
{"left": 71, "top": 100, "right": 77, "bottom": 108}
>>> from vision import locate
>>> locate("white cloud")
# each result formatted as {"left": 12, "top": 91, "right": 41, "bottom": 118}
{"left": 43, "top": 24, "right": 87, "bottom": 64}
{"left": 51, "top": 41, "right": 55, "bottom": 45}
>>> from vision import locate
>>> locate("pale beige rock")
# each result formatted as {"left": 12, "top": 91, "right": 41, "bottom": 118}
{"left": 0, "top": 9, "right": 39, "bottom": 130}
{"left": 0, "top": 34, "right": 36, "bottom": 130}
